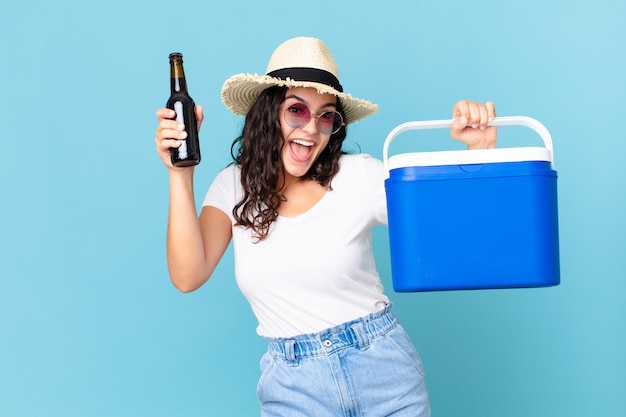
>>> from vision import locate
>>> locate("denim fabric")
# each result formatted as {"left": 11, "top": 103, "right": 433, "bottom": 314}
{"left": 258, "top": 305, "right": 431, "bottom": 416}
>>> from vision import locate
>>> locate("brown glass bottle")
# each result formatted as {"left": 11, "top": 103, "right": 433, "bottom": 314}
{"left": 166, "top": 52, "right": 201, "bottom": 167}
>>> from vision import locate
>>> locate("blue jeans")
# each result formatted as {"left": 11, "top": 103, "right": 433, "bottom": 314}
{"left": 258, "top": 305, "right": 431, "bottom": 416}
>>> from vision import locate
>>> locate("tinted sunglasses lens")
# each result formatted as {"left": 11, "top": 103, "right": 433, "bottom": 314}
{"left": 319, "top": 111, "right": 343, "bottom": 135}
{"left": 284, "top": 103, "right": 310, "bottom": 128}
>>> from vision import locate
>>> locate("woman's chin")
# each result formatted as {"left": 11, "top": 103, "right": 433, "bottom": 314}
{"left": 284, "top": 164, "right": 311, "bottom": 180}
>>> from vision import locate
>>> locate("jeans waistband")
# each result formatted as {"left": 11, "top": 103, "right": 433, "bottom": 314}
{"left": 265, "top": 304, "right": 397, "bottom": 362}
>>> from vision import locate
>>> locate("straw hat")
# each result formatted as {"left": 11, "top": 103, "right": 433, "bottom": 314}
{"left": 221, "top": 37, "right": 378, "bottom": 124}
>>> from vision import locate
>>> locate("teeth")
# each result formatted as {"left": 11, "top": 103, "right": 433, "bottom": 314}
{"left": 292, "top": 139, "right": 314, "bottom": 147}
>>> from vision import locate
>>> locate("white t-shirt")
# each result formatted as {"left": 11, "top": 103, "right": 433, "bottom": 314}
{"left": 203, "top": 153, "right": 390, "bottom": 338}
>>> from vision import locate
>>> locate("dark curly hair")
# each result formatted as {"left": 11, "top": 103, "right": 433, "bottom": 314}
{"left": 230, "top": 86, "right": 348, "bottom": 241}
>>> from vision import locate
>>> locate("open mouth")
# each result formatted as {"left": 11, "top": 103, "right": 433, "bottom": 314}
{"left": 289, "top": 139, "right": 315, "bottom": 162}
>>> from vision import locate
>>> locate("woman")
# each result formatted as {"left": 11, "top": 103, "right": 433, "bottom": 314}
{"left": 155, "top": 37, "right": 496, "bottom": 416}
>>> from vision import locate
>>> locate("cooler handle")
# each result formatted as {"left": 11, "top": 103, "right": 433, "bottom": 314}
{"left": 383, "top": 116, "right": 554, "bottom": 173}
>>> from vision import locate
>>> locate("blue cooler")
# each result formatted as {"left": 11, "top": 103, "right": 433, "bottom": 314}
{"left": 383, "top": 116, "right": 560, "bottom": 292}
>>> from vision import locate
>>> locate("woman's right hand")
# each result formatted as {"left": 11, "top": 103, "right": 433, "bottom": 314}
{"left": 154, "top": 105, "right": 204, "bottom": 170}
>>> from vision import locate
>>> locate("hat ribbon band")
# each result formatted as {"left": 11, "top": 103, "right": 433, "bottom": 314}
{"left": 266, "top": 67, "right": 344, "bottom": 93}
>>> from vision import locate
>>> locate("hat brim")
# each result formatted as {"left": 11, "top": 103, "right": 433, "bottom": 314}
{"left": 221, "top": 73, "right": 378, "bottom": 124}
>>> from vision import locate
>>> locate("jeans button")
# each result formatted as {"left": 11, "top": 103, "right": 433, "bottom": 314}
{"left": 323, "top": 339, "right": 332, "bottom": 348}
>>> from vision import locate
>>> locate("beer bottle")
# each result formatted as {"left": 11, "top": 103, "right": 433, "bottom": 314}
{"left": 166, "top": 52, "right": 201, "bottom": 167}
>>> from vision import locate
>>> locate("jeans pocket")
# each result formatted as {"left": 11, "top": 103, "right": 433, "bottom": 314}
{"left": 381, "top": 324, "right": 426, "bottom": 377}
{"left": 257, "top": 352, "right": 277, "bottom": 401}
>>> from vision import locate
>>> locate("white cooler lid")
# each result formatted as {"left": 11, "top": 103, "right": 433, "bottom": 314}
{"left": 388, "top": 146, "right": 552, "bottom": 169}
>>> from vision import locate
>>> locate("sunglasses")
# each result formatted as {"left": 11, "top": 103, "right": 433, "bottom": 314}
{"left": 283, "top": 102, "right": 345, "bottom": 135}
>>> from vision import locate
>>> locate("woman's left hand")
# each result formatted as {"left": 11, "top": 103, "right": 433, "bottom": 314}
{"left": 450, "top": 100, "right": 497, "bottom": 149}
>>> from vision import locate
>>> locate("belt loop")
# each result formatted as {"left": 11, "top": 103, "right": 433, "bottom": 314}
{"left": 351, "top": 322, "right": 369, "bottom": 351}
{"left": 285, "top": 340, "right": 298, "bottom": 366}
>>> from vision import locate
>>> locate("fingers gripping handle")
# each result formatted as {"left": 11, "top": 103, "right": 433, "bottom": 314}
{"left": 382, "top": 116, "right": 554, "bottom": 174}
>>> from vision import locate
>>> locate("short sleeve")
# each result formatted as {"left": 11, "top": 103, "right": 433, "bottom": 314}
{"left": 360, "top": 154, "right": 388, "bottom": 226}
{"left": 202, "top": 165, "right": 241, "bottom": 223}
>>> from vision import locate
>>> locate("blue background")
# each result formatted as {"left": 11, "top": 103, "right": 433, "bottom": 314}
{"left": 1, "top": 0, "right": 624, "bottom": 416}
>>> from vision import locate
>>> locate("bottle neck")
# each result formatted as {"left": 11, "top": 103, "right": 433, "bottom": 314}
{"left": 170, "top": 59, "right": 188, "bottom": 93}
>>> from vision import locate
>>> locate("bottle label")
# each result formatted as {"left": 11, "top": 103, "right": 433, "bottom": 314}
{"left": 173, "top": 101, "right": 188, "bottom": 159}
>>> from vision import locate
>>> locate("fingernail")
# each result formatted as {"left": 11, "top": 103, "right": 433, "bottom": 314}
{"left": 472, "top": 124, "right": 478, "bottom": 129}
{"left": 177, "top": 124, "right": 184, "bottom": 130}
{"left": 179, "top": 130, "right": 187, "bottom": 138}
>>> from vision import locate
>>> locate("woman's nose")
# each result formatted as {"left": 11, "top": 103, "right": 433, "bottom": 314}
{"left": 301, "top": 115, "right": 319, "bottom": 134}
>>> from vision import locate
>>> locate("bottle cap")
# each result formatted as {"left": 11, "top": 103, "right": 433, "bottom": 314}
{"left": 169, "top": 52, "right": 183, "bottom": 59}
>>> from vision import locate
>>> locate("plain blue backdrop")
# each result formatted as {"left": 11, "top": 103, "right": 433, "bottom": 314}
{"left": 1, "top": 0, "right": 624, "bottom": 416}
